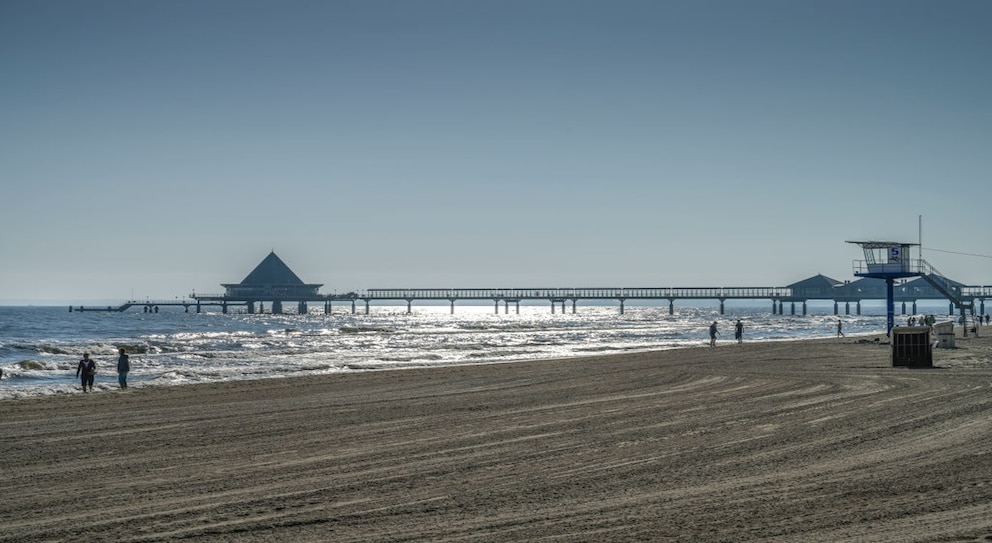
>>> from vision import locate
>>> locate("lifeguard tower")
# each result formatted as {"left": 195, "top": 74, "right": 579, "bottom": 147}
{"left": 848, "top": 240, "right": 976, "bottom": 337}
{"left": 847, "top": 241, "right": 922, "bottom": 336}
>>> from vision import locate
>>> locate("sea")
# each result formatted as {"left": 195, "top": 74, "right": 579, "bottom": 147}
{"left": 0, "top": 301, "right": 950, "bottom": 399}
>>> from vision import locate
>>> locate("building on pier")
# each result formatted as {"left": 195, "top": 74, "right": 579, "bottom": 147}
{"left": 780, "top": 273, "right": 973, "bottom": 318}
{"left": 222, "top": 251, "right": 322, "bottom": 300}
{"left": 195, "top": 251, "right": 331, "bottom": 314}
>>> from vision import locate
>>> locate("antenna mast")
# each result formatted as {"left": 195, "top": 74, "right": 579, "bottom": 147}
{"left": 918, "top": 215, "right": 923, "bottom": 260}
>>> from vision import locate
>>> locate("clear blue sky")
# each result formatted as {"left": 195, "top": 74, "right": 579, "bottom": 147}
{"left": 2, "top": 0, "right": 990, "bottom": 303}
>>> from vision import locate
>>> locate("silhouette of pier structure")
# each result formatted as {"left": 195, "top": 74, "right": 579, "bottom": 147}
{"left": 71, "top": 251, "right": 992, "bottom": 317}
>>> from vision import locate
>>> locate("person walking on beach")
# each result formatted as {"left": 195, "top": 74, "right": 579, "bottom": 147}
{"left": 117, "top": 347, "right": 130, "bottom": 390}
{"left": 76, "top": 353, "right": 96, "bottom": 392}
{"left": 734, "top": 320, "right": 744, "bottom": 344}
{"left": 837, "top": 319, "right": 844, "bottom": 337}
{"left": 709, "top": 321, "right": 719, "bottom": 347}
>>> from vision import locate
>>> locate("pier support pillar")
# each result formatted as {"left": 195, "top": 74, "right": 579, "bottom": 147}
{"left": 885, "top": 279, "right": 895, "bottom": 336}
{"left": 901, "top": 301, "right": 906, "bottom": 315}
{"left": 551, "top": 301, "right": 555, "bottom": 314}
{"left": 669, "top": 300, "right": 675, "bottom": 315}
{"left": 364, "top": 301, "right": 370, "bottom": 315}
{"left": 856, "top": 301, "right": 861, "bottom": 315}
{"left": 220, "top": 304, "right": 226, "bottom": 314}
{"left": 406, "top": 299, "right": 412, "bottom": 314}
{"left": 790, "top": 302, "right": 796, "bottom": 316}
{"left": 272, "top": 301, "right": 283, "bottom": 314}
{"left": 619, "top": 299, "right": 625, "bottom": 315}
{"left": 572, "top": 300, "right": 576, "bottom": 314}
{"left": 803, "top": 301, "right": 807, "bottom": 316}
{"left": 719, "top": 299, "right": 725, "bottom": 315}
{"left": 772, "top": 300, "right": 777, "bottom": 315}
{"left": 495, "top": 300, "right": 500, "bottom": 314}
{"left": 450, "top": 299, "right": 456, "bottom": 314}
{"left": 248, "top": 302, "right": 255, "bottom": 314}
{"left": 351, "top": 301, "right": 356, "bottom": 314}
{"left": 845, "top": 301, "right": 850, "bottom": 315}
{"left": 298, "top": 301, "right": 307, "bottom": 314}
{"left": 949, "top": 303, "right": 954, "bottom": 315}
{"left": 833, "top": 301, "right": 838, "bottom": 315}
{"left": 912, "top": 301, "right": 917, "bottom": 314}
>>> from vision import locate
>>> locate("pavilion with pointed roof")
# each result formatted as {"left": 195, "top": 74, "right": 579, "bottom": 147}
{"left": 206, "top": 251, "right": 325, "bottom": 314}
{"left": 222, "top": 251, "right": 322, "bottom": 299}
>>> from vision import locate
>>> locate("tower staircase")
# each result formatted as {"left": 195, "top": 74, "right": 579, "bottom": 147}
{"left": 917, "top": 259, "right": 979, "bottom": 335}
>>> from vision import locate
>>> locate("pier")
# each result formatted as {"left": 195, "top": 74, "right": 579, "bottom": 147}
{"left": 69, "top": 251, "right": 992, "bottom": 319}
{"left": 72, "top": 283, "right": 992, "bottom": 317}
{"left": 360, "top": 287, "right": 791, "bottom": 315}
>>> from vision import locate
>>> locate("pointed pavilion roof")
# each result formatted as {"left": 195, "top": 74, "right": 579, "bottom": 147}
{"left": 226, "top": 251, "right": 321, "bottom": 288}
{"left": 241, "top": 252, "right": 302, "bottom": 285}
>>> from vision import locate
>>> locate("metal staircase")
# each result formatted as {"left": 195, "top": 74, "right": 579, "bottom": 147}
{"left": 917, "top": 259, "right": 978, "bottom": 335}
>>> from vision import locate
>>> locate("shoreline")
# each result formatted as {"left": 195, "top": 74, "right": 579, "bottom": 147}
{"left": 1, "top": 331, "right": 885, "bottom": 401}
{"left": 3, "top": 334, "right": 991, "bottom": 541}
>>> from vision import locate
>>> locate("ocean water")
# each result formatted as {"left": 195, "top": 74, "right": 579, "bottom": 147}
{"left": 0, "top": 301, "right": 949, "bottom": 399}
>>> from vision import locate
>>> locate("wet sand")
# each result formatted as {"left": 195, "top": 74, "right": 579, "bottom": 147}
{"left": 3, "top": 332, "right": 992, "bottom": 542}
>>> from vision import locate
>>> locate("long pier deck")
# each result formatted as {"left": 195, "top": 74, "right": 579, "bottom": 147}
{"left": 72, "top": 285, "right": 992, "bottom": 316}
{"left": 364, "top": 287, "right": 793, "bottom": 315}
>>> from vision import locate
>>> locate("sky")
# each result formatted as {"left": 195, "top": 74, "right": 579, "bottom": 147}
{"left": 2, "top": 0, "right": 990, "bottom": 304}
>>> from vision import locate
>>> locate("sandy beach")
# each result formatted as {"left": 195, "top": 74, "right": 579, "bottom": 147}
{"left": 3, "top": 332, "right": 992, "bottom": 542}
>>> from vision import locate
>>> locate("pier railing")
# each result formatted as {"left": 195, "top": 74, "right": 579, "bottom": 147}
{"left": 361, "top": 287, "right": 792, "bottom": 300}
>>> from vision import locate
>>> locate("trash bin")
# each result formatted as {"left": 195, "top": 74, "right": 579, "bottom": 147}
{"left": 891, "top": 326, "right": 932, "bottom": 367}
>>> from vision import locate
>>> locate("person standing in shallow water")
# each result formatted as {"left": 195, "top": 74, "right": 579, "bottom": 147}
{"left": 709, "top": 321, "right": 719, "bottom": 347}
{"left": 117, "top": 347, "right": 130, "bottom": 390}
{"left": 76, "top": 353, "right": 96, "bottom": 392}
{"left": 837, "top": 319, "right": 845, "bottom": 337}
{"left": 735, "top": 320, "right": 744, "bottom": 344}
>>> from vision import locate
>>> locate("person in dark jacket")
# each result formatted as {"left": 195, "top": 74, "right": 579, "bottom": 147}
{"left": 76, "top": 353, "right": 96, "bottom": 392}
{"left": 117, "top": 347, "right": 130, "bottom": 390}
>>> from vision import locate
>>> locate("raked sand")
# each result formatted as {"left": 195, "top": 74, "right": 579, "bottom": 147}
{"left": 3, "top": 332, "right": 992, "bottom": 542}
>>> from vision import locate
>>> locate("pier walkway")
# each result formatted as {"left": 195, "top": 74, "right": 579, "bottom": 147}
{"left": 364, "top": 287, "right": 789, "bottom": 315}
{"left": 71, "top": 284, "right": 992, "bottom": 317}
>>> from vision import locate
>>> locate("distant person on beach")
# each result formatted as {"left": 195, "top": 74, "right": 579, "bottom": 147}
{"left": 76, "top": 353, "right": 96, "bottom": 392}
{"left": 117, "top": 347, "right": 130, "bottom": 390}
{"left": 734, "top": 320, "right": 743, "bottom": 343}
{"left": 837, "top": 319, "right": 844, "bottom": 337}
{"left": 709, "top": 321, "right": 719, "bottom": 347}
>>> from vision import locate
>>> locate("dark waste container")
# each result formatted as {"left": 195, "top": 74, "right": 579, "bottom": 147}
{"left": 891, "top": 326, "right": 933, "bottom": 367}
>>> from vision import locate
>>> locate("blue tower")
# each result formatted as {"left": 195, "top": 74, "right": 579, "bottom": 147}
{"left": 847, "top": 241, "right": 921, "bottom": 336}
